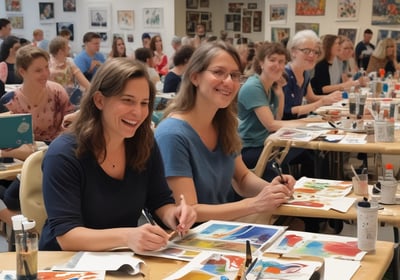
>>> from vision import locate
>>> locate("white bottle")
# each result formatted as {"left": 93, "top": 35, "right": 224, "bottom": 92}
{"left": 384, "top": 163, "right": 395, "bottom": 181}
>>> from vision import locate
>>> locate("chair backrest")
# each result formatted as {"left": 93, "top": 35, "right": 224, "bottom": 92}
{"left": 19, "top": 149, "right": 47, "bottom": 235}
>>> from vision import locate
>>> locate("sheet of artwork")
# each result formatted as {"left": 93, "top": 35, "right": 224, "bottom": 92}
{"left": 164, "top": 251, "right": 322, "bottom": 280}
{"left": 266, "top": 230, "right": 367, "bottom": 261}
{"left": 170, "top": 220, "right": 287, "bottom": 255}
{"left": 286, "top": 176, "right": 354, "bottom": 211}
{"left": 140, "top": 246, "right": 201, "bottom": 261}
{"left": 0, "top": 270, "right": 105, "bottom": 279}
{"left": 273, "top": 128, "right": 326, "bottom": 142}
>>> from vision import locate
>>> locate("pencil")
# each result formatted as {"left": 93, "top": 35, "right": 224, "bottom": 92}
{"left": 141, "top": 208, "right": 156, "bottom": 225}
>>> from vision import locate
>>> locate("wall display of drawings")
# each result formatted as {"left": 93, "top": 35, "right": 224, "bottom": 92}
{"left": 271, "top": 27, "right": 290, "bottom": 44}
{"left": 143, "top": 8, "right": 163, "bottom": 28}
{"left": 338, "top": 28, "right": 357, "bottom": 44}
{"left": 98, "top": 31, "right": 110, "bottom": 48}
{"left": 5, "top": 0, "right": 21, "bottom": 12}
{"left": 56, "top": 22, "right": 74, "bottom": 41}
{"left": 88, "top": 5, "right": 110, "bottom": 29}
{"left": 117, "top": 10, "right": 134, "bottom": 30}
{"left": 224, "top": 14, "right": 240, "bottom": 32}
{"left": 295, "top": 0, "right": 326, "bottom": 16}
{"left": 186, "top": 11, "right": 212, "bottom": 34}
{"left": 336, "top": 0, "right": 359, "bottom": 21}
{"left": 224, "top": 5, "right": 262, "bottom": 33}
{"left": 39, "top": 2, "right": 54, "bottom": 23}
{"left": 295, "top": 22, "right": 319, "bottom": 35}
{"left": 186, "top": 0, "right": 198, "bottom": 9}
{"left": 372, "top": 0, "right": 400, "bottom": 25}
{"left": 252, "top": 11, "right": 262, "bottom": 32}
{"left": 269, "top": 4, "right": 288, "bottom": 24}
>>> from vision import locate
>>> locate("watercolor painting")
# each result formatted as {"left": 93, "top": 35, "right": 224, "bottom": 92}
{"left": 295, "top": 0, "right": 326, "bottom": 16}
{"left": 164, "top": 251, "right": 322, "bottom": 280}
{"left": 337, "top": 0, "right": 359, "bottom": 21}
{"left": 285, "top": 177, "right": 353, "bottom": 210}
{"left": 372, "top": 0, "right": 400, "bottom": 25}
{"left": 5, "top": 0, "right": 21, "bottom": 12}
{"left": 269, "top": 4, "right": 288, "bottom": 24}
{"left": 170, "top": 220, "right": 286, "bottom": 254}
{"left": 267, "top": 231, "right": 366, "bottom": 261}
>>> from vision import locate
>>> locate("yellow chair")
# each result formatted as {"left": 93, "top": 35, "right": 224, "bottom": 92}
{"left": 19, "top": 149, "right": 47, "bottom": 235}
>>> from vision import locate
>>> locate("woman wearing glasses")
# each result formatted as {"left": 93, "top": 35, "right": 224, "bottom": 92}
{"left": 282, "top": 30, "right": 341, "bottom": 121}
{"left": 155, "top": 41, "right": 295, "bottom": 223}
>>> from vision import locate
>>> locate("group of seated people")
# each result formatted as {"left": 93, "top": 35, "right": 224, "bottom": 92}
{"left": 0, "top": 26, "right": 392, "bottom": 252}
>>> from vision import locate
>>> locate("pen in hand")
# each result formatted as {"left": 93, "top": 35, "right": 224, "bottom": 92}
{"left": 142, "top": 208, "right": 156, "bottom": 225}
{"left": 272, "top": 161, "right": 287, "bottom": 185}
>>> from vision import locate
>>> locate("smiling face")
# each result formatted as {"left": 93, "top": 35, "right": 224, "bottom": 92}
{"left": 291, "top": 40, "right": 321, "bottom": 71}
{"left": 260, "top": 53, "right": 287, "bottom": 83}
{"left": 191, "top": 50, "right": 241, "bottom": 110}
{"left": 94, "top": 77, "right": 150, "bottom": 141}
{"left": 116, "top": 39, "right": 125, "bottom": 55}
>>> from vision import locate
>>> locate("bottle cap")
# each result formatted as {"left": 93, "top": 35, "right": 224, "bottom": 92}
{"left": 21, "top": 220, "right": 36, "bottom": 231}
{"left": 11, "top": 215, "right": 27, "bottom": 231}
{"left": 357, "top": 197, "right": 371, "bottom": 208}
{"left": 342, "top": 91, "right": 348, "bottom": 99}
{"left": 385, "top": 163, "right": 393, "bottom": 170}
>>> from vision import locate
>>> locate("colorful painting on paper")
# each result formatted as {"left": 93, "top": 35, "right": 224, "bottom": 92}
{"left": 171, "top": 220, "right": 286, "bottom": 254}
{"left": 0, "top": 270, "right": 105, "bottom": 279}
{"left": 285, "top": 176, "right": 352, "bottom": 210}
{"left": 372, "top": 0, "right": 400, "bottom": 25}
{"left": 164, "top": 251, "right": 322, "bottom": 280}
{"left": 295, "top": 0, "right": 326, "bottom": 16}
{"left": 337, "top": 0, "right": 359, "bottom": 21}
{"left": 266, "top": 231, "right": 367, "bottom": 261}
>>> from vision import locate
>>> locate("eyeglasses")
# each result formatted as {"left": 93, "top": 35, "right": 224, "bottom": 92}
{"left": 297, "top": 48, "right": 321, "bottom": 56}
{"left": 206, "top": 69, "right": 242, "bottom": 82}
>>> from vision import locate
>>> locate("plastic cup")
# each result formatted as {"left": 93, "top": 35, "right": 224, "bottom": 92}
{"left": 352, "top": 174, "right": 368, "bottom": 196}
{"left": 357, "top": 202, "right": 378, "bottom": 251}
{"left": 16, "top": 231, "right": 38, "bottom": 280}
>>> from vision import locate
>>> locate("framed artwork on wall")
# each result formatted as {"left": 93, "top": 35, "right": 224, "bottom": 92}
{"left": 186, "top": 0, "right": 198, "bottom": 9}
{"left": 248, "top": 3, "right": 257, "bottom": 9}
{"left": 199, "top": 0, "right": 209, "bottom": 8}
{"left": 372, "top": 0, "right": 400, "bottom": 25}
{"left": 336, "top": 0, "right": 359, "bottom": 21}
{"left": 143, "top": 8, "right": 163, "bottom": 28}
{"left": 5, "top": 0, "right": 21, "bottom": 12}
{"left": 228, "top": 3, "right": 243, "bottom": 13}
{"left": 271, "top": 27, "right": 290, "bottom": 44}
{"left": 269, "top": 4, "right": 288, "bottom": 24}
{"left": 98, "top": 31, "right": 110, "bottom": 48}
{"left": 117, "top": 10, "right": 134, "bottom": 30}
{"left": 252, "top": 11, "right": 262, "bottom": 32}
{"left": 8, "top": 15, "right": 23, "bottom": 29}
{"left": 295, "top": 22, "right": 319, "bottom": 35}
{"left": 338, "top": 28, "right": 357, "bottom": 44}
{"left": 56, "top": 22, "right": 74, "bottom": 41}
{"left": 242, "top": 16, "right": 251, "bottom": 33}
{"left": 186, "top": 11, "right": 199, "bottom": 34}
{"left": 295, "top": 0, "right": 326, "bottom": 16}
{"left": 39, "top": 2, "right": 54, "bottom": 23}
{"left": 88, "top": 5, "right": 110, "bottom": 29}
{"left": 63, "top": 0, "right": 76, "bottom": 12}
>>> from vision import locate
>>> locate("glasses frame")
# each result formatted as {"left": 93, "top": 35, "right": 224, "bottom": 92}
{"left": 297, "top": 48, "right": 321, "bottom": 56}
{"left": 206, "top": 69, "right": 242, "bottom": 82}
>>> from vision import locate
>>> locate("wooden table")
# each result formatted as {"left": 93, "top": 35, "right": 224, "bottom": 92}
{"left": 0, "top": 161, "right": 22, "bottom": 180}
{"left": 0, "top": 246, "right": 395, "bottom": 280}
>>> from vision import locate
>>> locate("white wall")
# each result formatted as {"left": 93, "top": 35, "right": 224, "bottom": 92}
{"left": 0, "top": 1, "right": 395, "bottom": 58}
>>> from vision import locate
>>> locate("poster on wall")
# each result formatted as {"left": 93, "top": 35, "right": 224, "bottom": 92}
{"left": 252, "top": 11, "right": 261, "bottom": 32}
{"left": 269, "top": 4, "right": 287, "bottom": 24}
{"left": 295, "top": 22, "right": 319, "bottom": 35}
{"left": 117, "top": 10, "right": 134, "bottom": 30}
{"left": 5, "top": 0, "right": 21, "bottom": 12}
{"left": 338, "top": 28, "right": 357, "bottom": 44}
{"left": 336, "top": 0, "right": 359, "bottom": 21}
{"left": 371, "top": 0, "right": 400, "bottom": 25}
{"left": 143, "top": 8, "right": 163, "bottom": 28}
{"left": 295, "top": 0, "right": 326, "bottom": 16}
{"left": 39, "top": 2, "right": 54, "bottom": 23}
{"left": 56, "top": 22, "right": 74, "bottom": 41}
{"left": 88, "top": 5, "right": 110, "bottom": 28}
{"left": 271, "top": 27, "right": 290, "bottom": 44}
{"left": 8, "top": 15, "right": 23, "bottom": 29}
{"left": 63, "top": 0, "right": 76, "bottom": 12}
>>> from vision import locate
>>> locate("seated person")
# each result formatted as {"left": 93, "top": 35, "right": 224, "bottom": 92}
{"left": 366, "top": 37, "right": 400, "bottom": 77}
{"left": 39, "top": 58, "right": 196, "bottom": 252}
{"left": 0, "top": 35, "right": 23, "bottom": 85}
{"left": 134, "top": 47, "right": 160, "bottom": 86}
{"left": 163, "top": 45, "right": 194, "bottom": 93}
{"left": 155, "top": 41, "right": 295, "bottom": 224}
{"left": 0, "top": 45, "right": 74, "bottom": 226}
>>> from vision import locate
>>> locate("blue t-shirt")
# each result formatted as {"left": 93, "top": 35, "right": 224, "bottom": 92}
{"left": 238, "top": 75, "right": 279, "bottom": 148}
{"left": 155, "top": 118, "right": 237, "bottom": 204}
{"left": 282, "top": 64, "right": 311, "bottom": 120}
{"left": 39, "top": 133, "right": 174, "bottom": 250}
{"left": 74, "top": 50, "right": 105, "bottom": 81}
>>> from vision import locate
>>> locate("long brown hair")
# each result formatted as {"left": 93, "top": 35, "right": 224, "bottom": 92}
{"left": 162, "top": 41, "right": 242, "bottom": 155}
{"left": 72, "top": 58, "right": 155, "bottom": 171}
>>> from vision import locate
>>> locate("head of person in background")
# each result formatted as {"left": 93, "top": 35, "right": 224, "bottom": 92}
{"left": 0, "top": 35, "right": 22, "bottom": 84}
{"left": 19, "top": 38, "right": 31, "bottom": 47}
{"left": 367, "top": 37, "right": 399, "bottom": 77}
{"left": 163, "top": 45, "right": 195, "bottom": 93}
{"left": 362, "top": 29, "right": 373, "bottom": 44}
{"left": 195, "top": 23, "right": 206, "bottom": 40}
{"left": 320, "top": 34, "right": 340, "bottom": 64}
{"left": 32, "top": 29, "right": 44, "bottom": 46}
{"left": 59, "top": 28, "right": 72, "bottom": 41}
{"left": 109, "top": 36, "right": 126, "bottom": 58}
{"left": 0, "top": 18, "right": 11, "bottom": 39}
{"left": 141, "top": 32, "right": 151, "bottom": 49}
{"left": 134, "top": 47, "right": 160, "bottom": 85}
{"left": 150, "top": 35, "right": 169, "bottom": 77}
{"left": 82, "top": 32, "right": 101, "bottom": 55}
{"left": 171, "top": 36, "right": 182, "bottom": 52}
